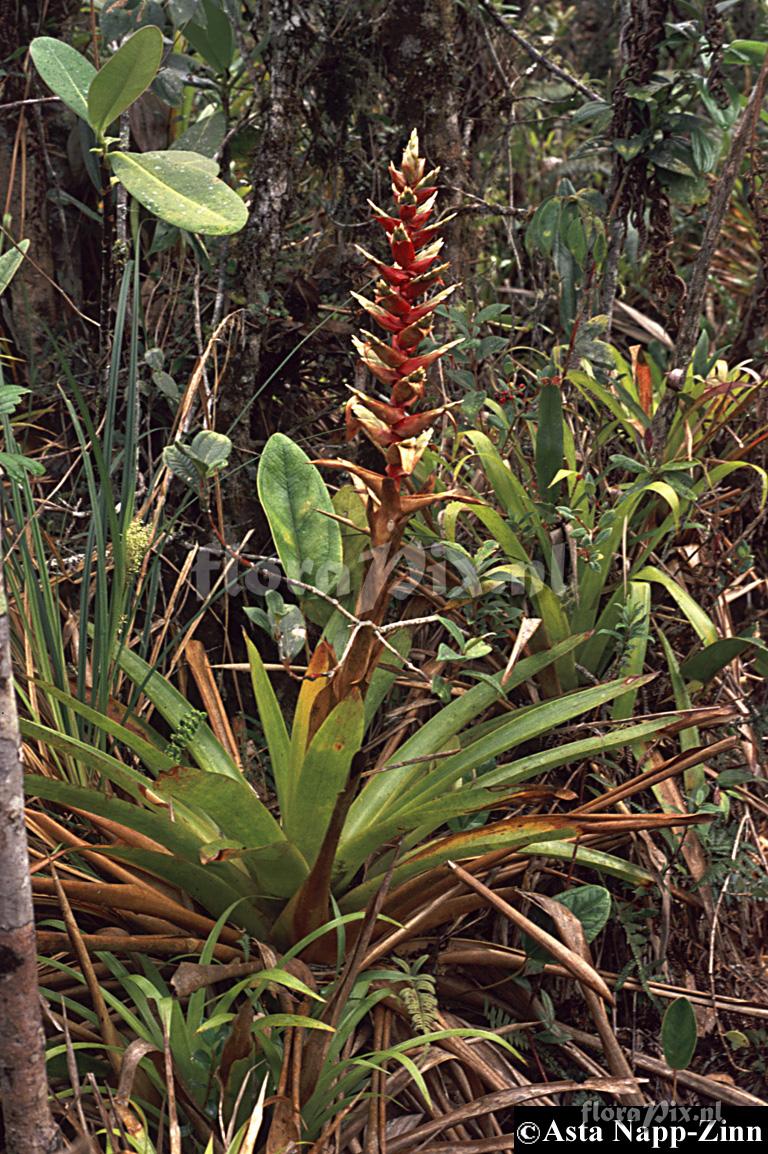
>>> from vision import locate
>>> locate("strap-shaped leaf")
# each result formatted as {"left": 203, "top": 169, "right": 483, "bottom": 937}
{"left": 283, "top": 692, "right": 364, "bottom": 866}
{"left": 681, "top": 634, "right": 768, "bottom": 683}
{"left": 634, "top": 564, "right": 718, "bottom": 645}
{"left": 245, "top": 636, "right": 291, "bottom": 811}
{"left": 109, "top": 150, "right": 248, "bottom": 235}
{"left": 87, "top": 25, "right": 163, "bottom": 137}
{"left": 153, "top": 764, "right": 288, "bottom": 857}
{"left": 115, "top": 643, "right": 242, "bottom": 779}
{"left": 29, "top": 38, "right": 96, "bottom": 122}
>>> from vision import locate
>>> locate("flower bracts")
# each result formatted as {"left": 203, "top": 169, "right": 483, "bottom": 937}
{"left": 347, "top": 129, "right": 461, "bottom": 481}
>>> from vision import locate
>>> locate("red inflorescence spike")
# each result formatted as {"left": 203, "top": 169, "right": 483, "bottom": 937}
{"left": 347, "top": 130, "right": 461, "bottom": 483}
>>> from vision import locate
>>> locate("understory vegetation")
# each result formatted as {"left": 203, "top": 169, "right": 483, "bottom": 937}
{"left": 1, "top": 2, "right": 767, "bottom": 1151}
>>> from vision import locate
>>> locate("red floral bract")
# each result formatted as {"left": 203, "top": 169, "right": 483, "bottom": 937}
{"left": 346, "top": 129, "right": 461, "bottom": 481}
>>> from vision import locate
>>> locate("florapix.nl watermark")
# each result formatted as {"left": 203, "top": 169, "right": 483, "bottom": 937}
{"left": 188, "top": 538, "right": 572, "bottom": 606}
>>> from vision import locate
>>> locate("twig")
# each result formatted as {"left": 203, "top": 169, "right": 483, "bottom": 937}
{"left": 672, "top": 53, "right": 768, "bottom": 372}
{"left": 476, "top": 0, "right": 602, "bottom": 102}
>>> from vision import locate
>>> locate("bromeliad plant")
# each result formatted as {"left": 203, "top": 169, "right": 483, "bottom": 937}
{"left": 25, "top": 133, "right": 707, "bottom": 960}
{"left": 440, "top": 340, "right": 768, "bottom": 703}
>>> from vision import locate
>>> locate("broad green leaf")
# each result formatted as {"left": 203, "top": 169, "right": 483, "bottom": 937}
{"left": 153, "top": 764, "right": 287, "bottom": 858}
{"left": 257, "top": 433, "right": 343, "bottom": 597}
{"left": 185, "top": 0, "right": 235, "bottom": 73}
{"left": 284, "top": 692, "right": 364, "bottom": 866}
{"left": 0, "top": 240, "right": 29, "bottom": 296}
{"left": 522, "top": 884, "right": 611, "bottom": 961}
{"left": 555, "top": 884, "right": 611, "bottom": 942}
{"left": 88, "top": 26, "right": 163, "bottom": 137}
{"left": 232, "top": 843, "right": 309, "bottom": 897}
{"left": 109, "top": 150, "right": 248, "bottom": 235}
{"left": 634, "top": 565, "right": 718, "bottom": 645}
{"left": 245, "top": 635, "right": 291, "bottom": 809}
{"left": 164, "top": 151, "right": 220, "bottom": 177}
{"left": 170, "top": 111, "right": 227, "bottom": 157}
{"left": 527, "top": 197, "right": 561, "bottom": 256}
{"left": 29, "top": 38, "right": 97, "bottom": 123}
{"left": 662, "top": 998, "right": 697, "bottom": 1070}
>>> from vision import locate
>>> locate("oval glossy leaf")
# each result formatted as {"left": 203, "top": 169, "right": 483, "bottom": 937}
{"left": 257, "top": 433, "right": 343, "bottom": 596}
{"left": 166, "top": 150, "right": 220, "bottom": 177}
{"left": 29, "top": 38, "right": 97, "bottom": 123}
{"left": 109, "top": 150, "right": 248, "bottom": 235}
{"left": 88, "top": 25, "right": 164, "bottom": 137}
{"left": 170, "top": 111, "right": 227, "bottom": 157}
{"left": 0, "top": 240, "right": 29, "bottom": 296}
{"left": 662, "top": 997, "right": 697, "bottom": 1070}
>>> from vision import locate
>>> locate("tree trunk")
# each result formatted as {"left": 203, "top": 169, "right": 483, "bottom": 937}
{"left": 0, "top": 518, "right": 61, "bottom": 1154}
{"left": 380, "top": 0, "right": 471, "bottom": 287}
{"left": 0, "top": 0, "right": 82, "bottom": 361}
{"left": 220, "top": 0, "right": 308, "bottom": 532}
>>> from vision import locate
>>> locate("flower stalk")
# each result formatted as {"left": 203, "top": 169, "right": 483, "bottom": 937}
{"left": 315, "top": 130, "right": 469, "bottom": 703}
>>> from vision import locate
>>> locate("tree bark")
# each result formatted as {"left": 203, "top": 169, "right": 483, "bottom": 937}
{"left": 0, "top": 0, "right": 82, "bottom": 360}
{"left": 219, "top": 0, "right": 308, "bottom": 532}
{"left": 380, "top": 0, "right": 471, "bottom": 286}
{"left": 0, "top": 516, "right": 61, "bottom": 1153}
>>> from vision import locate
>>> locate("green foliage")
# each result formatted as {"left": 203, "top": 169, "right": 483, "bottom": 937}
{"left": 28, "top": 30, "right": 247, "bottom": 235}
{"left": 661, "top": 997, "right": 698, "bottom": 1071}
{"left": 0, "top": 238, "right": 29, "bottom": 296}
{"left": 87, "top": 26, "right": 164, "bottom": 137}
{"left": 110, "top": 151, "right": 247, "bottom": 236}
{"left": 28, "top": 38, "right": 96, "bottom": 121}
{"left": 390, "top": 955, "right": 440, "bottom": 1034}
{"left": 163, "top": 430, "right": 233, "bottom": 487}
{"left": 256, "top": 432, "right": 344, "bottom": 602}
{"left": 13, "top": 9, "right": 768, "bottom": 1140}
